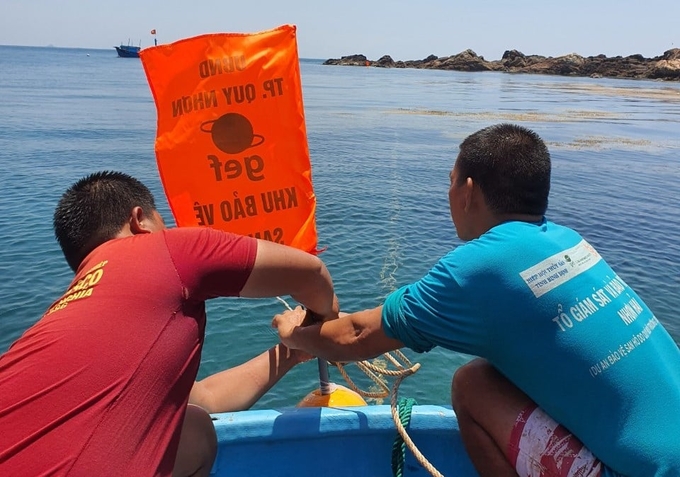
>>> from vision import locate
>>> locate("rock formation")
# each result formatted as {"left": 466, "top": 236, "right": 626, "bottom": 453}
{"left": 323, "top": 49, "right": 680, "bottom": 81}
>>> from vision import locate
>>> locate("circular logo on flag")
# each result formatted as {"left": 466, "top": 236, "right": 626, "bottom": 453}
{"left": 201, "top": 112, "right": 265, "bottom": 154}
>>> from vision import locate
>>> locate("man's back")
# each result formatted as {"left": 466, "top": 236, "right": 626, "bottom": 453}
{"left": 383, "top": 219, "right": 680, "bottom": 475}
{"left": 0, "top": 228, "right": 255, "bottom": 476}
{"left": 481, "top": 220, "right": 680, "bottom": 476}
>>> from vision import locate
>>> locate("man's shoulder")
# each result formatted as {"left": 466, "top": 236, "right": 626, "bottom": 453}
{"left": 439, "top": 219, "right": 585, "bottom": 272}
{"left": 162, "top": 226, "right": 249, "bottom": 243}
{"left": 480, "top": 219, "right": 583, "bottom": 246}
{"left": 161, "top": 227, "right": 257, "bottom": 261}
{"left": 163, "top": 226, "right": 213, "bottom": 238}
{"left": 161, "top": 227, "right": 258, "bottom": 297}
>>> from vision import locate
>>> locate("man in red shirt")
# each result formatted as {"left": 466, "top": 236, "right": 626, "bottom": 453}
{"left": 0, "top": 171, "right": 338, "bottom": 477}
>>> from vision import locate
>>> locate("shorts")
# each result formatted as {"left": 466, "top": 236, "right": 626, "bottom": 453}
{"left": 508, "top": 404, "right": 603, "bottom": 477}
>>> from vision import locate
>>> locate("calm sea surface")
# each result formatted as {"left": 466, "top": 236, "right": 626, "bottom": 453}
{"left": 1, "top": 45, "right": 679, "bottom": 409}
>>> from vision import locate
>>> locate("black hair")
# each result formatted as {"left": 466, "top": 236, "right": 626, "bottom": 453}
{"left": 455, "top": 123, "right": 551, "bottom": 216}
{"left": 53, "top": 171, "right": 157, "bottom": 271}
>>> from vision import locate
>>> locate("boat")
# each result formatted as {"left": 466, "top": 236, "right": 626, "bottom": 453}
{"left": 205, "top": 346, "right": 474, "bottom": 475}
{"left": 208, "top": 404, "right": 478, "bottom": 476}
{"left": 114, "top": 42, "right": 140, "bottom": 58}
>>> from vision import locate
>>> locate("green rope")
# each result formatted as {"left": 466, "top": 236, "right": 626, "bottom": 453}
{"left": 391, "top": 397, "right": 417, "bottom": 477}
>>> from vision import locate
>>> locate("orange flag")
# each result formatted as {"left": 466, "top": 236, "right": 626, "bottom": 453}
{"left": 140, "top": 25, "right": 318, "bottom": 253}
{"left": 150, "top": 29, "right": 156, "bottom": 35}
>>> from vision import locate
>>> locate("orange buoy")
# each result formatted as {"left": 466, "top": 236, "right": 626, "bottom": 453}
{"left": 297, "top": 384, "right": 367, "bottom": 408}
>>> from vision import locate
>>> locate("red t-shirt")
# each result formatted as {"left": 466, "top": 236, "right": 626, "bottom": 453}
{"left": 0, "top": 227, "right": 257, "bottom": 476}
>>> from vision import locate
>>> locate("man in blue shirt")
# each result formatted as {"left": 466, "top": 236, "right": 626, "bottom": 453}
{"left": 273, "top": 124, "right": 680, "bottom": 477}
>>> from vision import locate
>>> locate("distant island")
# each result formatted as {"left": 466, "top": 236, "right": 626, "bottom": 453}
{"left": 323, "top": 49, "right": 680, "bottom": 82}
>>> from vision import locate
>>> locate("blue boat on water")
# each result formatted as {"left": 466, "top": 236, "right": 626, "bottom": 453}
{"left": 114, "top": 42, "right": 140, "bottom": 58}
{"left": 208, "top": 405, "right": 478, "bottom": 477}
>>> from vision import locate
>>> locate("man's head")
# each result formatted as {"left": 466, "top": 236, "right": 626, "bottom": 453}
{"left": 449, "top": 124, "right": 551, "bottom": 240}
{"left": 54, "top": 171, "right": 163, "bottom": 271}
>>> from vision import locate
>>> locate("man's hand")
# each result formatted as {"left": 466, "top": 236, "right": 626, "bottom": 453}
{"left": 274, "top": 305, "right": 402, "bottom": 363}
{"left": 272, "top": 306, "right": 307, "bottom": 350}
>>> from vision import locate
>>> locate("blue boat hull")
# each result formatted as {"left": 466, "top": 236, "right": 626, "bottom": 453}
{"left": 114, "top": 46, "right": 140, "bottom": 58}
{"left": 209, "top": 405, "right": 478, "bottom": 477}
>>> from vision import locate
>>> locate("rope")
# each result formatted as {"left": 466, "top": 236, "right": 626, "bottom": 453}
{"left": 388, "top": 371, "right": 444, "bottom": 477}
{"left": 332, "top": 350, "right": 417, "bottom": 400}
{"left": 336, "top": 354, "right": 443, "bottom": 476}
{"left": 391, "top": 397, "right": 416, "bottom": 477}
{"left": 275, "top": 297, "right": 443, "bottom": 477}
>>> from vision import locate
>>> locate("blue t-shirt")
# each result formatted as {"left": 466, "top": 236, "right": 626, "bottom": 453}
{"left": 382, "top": 219, "right": 680, "bottom": 477}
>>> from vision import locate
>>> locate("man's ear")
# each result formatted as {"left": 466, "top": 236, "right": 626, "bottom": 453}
{"left": 129, "top": 206, "right": 152, "bottom": 235}
{"left": 463, "top": 177, "right": 475, "bottom": 213}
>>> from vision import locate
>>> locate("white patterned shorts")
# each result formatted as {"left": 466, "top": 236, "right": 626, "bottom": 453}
{"left": 508, "top": 404, "right": 604, "bottom": 477}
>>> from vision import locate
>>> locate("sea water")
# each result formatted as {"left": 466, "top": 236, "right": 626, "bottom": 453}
{"left": 0, "top": 45, "right": 678, "bottom": 409}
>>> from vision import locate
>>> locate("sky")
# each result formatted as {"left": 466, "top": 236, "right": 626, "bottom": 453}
{"left": 2, "top": 0, "right": 678, "bottom": 61}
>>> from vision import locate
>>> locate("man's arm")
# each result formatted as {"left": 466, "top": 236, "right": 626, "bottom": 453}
{"left": 188, "top": 343, "right": 310, "bottom": 413}
{"left": 273, "top": 306, "right": 404, "bottom": 362}
{"left": 240, "top": 240, "right": 338, "bottom": 320}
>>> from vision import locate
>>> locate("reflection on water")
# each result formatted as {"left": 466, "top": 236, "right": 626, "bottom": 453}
{"left": 390, "top": 108, "right": 624, "bottom": 122}
{"left": 535, "top": 82, "right": 680, "bottom": 102}
{"left": 548, "top": 136, "right": 653, "bottom": 150}
{"left": 390, "top": 106, "right": 679, "bottom": 151}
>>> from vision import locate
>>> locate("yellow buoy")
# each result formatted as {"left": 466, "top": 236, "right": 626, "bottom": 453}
{"left": 297, "top": 384, "right": 367, "bottom": 408}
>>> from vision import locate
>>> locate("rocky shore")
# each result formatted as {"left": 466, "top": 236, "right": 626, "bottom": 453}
{"left": 323, "top": 49, "right": 680, "bottom": 81}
